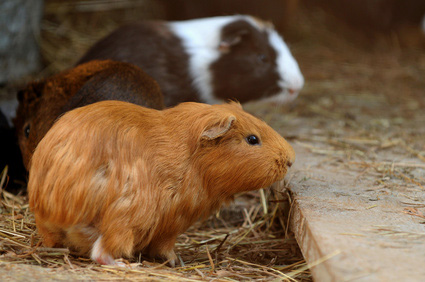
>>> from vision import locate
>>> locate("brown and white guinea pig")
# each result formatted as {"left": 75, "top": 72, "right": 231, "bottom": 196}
{"left": 28, "top": 100, "right": 295, "bottom": 266}
{"left": 14, "top": 60, "right": 164, "bottom": 170}
{"left": 77, "top": 15, "right": 304, "bottom": 107}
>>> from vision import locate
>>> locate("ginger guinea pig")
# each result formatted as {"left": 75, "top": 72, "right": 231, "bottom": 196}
{"left": 28, "top": 100, "right": 295, "bottom": 266}
{"left": 77, "top": 15, "right": 304, "bottom": 106}
{"left": 13, "top": 60, "right": 163, "bottom": 170}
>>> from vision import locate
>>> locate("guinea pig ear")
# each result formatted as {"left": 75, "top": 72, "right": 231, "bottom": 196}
{"left": 228, "top": 100, "right": 243, "bottom": 110}
{"left": 17, "top": 82, "right": 44, "bottom": 102}
{"left": 218, "top": 23, "right": 251, "bottom": 53}
{"left": 201, "top": 116, "right": 236, "bottom": 140}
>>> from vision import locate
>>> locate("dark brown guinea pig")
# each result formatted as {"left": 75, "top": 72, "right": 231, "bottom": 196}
{"left": 28, "top": 100, "right": 295, "bottom": 267}
{"left": 13, "top": 60, "right": 164, "bottom": 170}
{"left": 77, "top": 15, "right": 304, "bottom": 107}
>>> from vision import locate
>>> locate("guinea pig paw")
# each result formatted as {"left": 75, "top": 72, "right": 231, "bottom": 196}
{"left": 92, "top": 253, "right": 116, "bottom": 266}
{"left": 162, "top": 250, "right": 177, "bottom": 267}
{"left": 91, "top": 236, "right": 120, "bottom": 266}
{"left": 168, "top": 259, "right": 176, "bottom": 268}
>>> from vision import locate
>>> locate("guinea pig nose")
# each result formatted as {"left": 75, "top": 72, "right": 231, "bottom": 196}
{"left": 286, "top": 147, "right": 296, "bottom": 167}
{"left": 288, "top": 88, "right": 297, "bottom": 95}
{"left": 287, "top": 160, "right": 293, "bottom": 167}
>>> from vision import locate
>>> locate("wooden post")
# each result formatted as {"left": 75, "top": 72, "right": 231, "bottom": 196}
{"left": 0, "top": 0, "right": 44, "bottom": 84}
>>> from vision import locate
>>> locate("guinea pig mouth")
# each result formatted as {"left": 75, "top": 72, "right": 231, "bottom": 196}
{"left": 270, "top": 159, "right": 289, "bottom": 182}
{"left": 260, "top": 88, "right": 298, "bottom": 104}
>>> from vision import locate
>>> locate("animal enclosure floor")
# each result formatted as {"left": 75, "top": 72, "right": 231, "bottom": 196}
{"left": 288, "top": 143, "right": 425, "bottom": 281}
{"left": 246, "top": 29, "right": 425, "bottom": 280}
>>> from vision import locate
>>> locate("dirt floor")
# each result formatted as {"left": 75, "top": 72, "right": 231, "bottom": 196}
{"left": 1, "top": 1, "right": 425, "bottom": 281}
{"left": 264, "top": 5, "right": 425, "bottom": 280}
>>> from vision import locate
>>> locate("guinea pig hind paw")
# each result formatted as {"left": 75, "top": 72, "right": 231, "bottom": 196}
{"left": 91, "top": 236, "right": 118, "bottom": 266}
{"left": 168, "top": 259, "right": 176, "bottom": 268}
{"left": 92, "top": 253, "right": 116, "bottom": 265}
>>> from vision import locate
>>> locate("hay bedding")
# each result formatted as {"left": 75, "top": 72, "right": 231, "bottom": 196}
{"left": 0, "top": 167, "right": 310, "bottom": 280}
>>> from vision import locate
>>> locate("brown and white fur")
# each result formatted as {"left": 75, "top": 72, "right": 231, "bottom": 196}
{"left": 77, "top": 15, "right": 304, "bottom": 106}
{"left": 28, "top": 101, "right": 295, "bottom": 266}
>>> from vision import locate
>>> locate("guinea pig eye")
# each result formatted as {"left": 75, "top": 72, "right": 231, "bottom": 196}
{"left": 246, "top": 135, "right": 260, "bottom": 146}
{"left": 258, "top": 54, "right": 268, "bottom": 63}
{"left": 24, "top": 124, "right": 30, "bottom": 138}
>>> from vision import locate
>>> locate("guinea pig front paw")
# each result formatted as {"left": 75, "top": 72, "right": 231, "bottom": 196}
{"left": 164, "top": 250, "right": 178, "bottom": 268}
{"left": 157, "top": 249, "right": 178, "bottom": 267}
{"left": 148, "top": 242, "right": 179, "bottom": 267}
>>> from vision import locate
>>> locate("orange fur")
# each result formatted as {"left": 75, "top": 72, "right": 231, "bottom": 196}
{"left": 28, "top": 101, "right": 295, "bottom": 265}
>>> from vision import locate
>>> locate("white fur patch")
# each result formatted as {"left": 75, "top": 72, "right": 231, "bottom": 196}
{"left": 91, "top": 236, "right": 104, "bottom": 261}
{"left": 170, "top": 15, "right": 304, "bottom": 104}
{"left": 268, "top": 30, "right": 304, "bottom": 99}
{"left": 170, "top": 16, "right": 251, "bottom": 104}
{"left": 91, "top": 236, "right": 116, "bottom": 265}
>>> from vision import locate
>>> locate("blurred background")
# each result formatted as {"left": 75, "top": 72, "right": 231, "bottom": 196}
{"left": 1, "top": 0, "right": 425, "bottom": 188}
{"left": 2, "top": 0, "right": 425, "bottom": 81}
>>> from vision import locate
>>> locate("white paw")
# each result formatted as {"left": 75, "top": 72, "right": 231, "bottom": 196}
{"left": 91, "top": 236, "right": 117, "bottom": 265}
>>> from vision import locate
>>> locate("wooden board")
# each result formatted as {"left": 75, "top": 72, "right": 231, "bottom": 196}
{"left": 288, "top": 143, "right": 425, "bottom": 281}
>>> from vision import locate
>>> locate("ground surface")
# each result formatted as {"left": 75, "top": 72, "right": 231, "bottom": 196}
{"left": 254, "top": 10, "right": 425, "bottom": 279}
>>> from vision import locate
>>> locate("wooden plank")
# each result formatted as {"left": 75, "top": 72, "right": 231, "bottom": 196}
{"left": 288, "top": 143, "right": 425, "bottom": 281}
